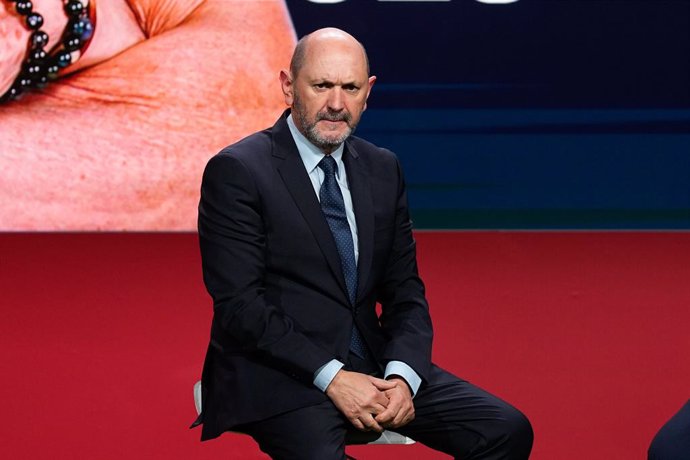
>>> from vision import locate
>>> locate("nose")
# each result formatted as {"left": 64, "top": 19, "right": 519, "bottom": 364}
{"left": 327, "top": 87, "right": 344, "bottom": 111}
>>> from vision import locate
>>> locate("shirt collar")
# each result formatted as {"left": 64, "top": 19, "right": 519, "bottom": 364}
{"left": 287, "top": 113, "right": 345, "bottom": 175}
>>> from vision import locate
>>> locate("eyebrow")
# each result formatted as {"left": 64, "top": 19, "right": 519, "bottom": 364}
{"left": 311, "top": 78, "right": 361, "bottom": 87}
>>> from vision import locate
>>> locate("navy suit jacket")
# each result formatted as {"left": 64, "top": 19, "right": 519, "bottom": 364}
{"left": 196, "top": 111, "right": 433, "bottom": 441}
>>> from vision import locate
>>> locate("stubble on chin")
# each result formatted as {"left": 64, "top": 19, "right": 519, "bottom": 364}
{"left": 305, "top": 122, "right": 351, "bottom": 152}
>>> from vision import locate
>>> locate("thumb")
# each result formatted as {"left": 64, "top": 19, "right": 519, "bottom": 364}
{"left": 368, "top": 376, "right": 397, "bottom": 390}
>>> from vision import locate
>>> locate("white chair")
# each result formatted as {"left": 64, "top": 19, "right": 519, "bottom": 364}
{"left": 193, "top": 380, "right": 415, "bottom": 446}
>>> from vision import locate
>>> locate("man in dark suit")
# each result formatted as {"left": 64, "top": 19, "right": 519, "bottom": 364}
{"left": 195, "top": 27, "right": 533, "bottom": 459}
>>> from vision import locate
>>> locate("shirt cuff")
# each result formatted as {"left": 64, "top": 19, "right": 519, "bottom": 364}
{"left": 313, "top": 359, "right": 345, "bottom": 393}
{"left": 385, "top": 361, "right": 422, "bottom": 397}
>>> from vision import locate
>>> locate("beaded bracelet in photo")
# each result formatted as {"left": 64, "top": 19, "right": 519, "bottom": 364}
{"left": 1, "top": 0, "right": 97, "bottom": 103}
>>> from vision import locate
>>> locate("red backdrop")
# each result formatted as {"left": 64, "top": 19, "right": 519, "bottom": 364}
{"left": 1, "top": 231, "right": 688, "bottom": 459}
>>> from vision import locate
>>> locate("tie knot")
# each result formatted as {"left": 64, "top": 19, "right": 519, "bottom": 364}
{"left": 318, "top": 155, "right": 338, "bottom": 177}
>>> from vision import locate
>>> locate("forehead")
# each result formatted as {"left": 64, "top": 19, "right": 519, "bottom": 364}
{"left": 299, "top": 40, "right": 369, "bottom": 83}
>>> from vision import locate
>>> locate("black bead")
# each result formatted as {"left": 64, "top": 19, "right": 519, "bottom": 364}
{"left": 25, "top": 12, "right": 43, "bottom": 30}
{"left": 56, "top": 50, "right": 72, "bottom": 68}
{"left": 29, "top": 49, "right": 47, "bottom": 62}
{"left": 65, "top": 0, "right": 84, "bottom": 16}
{"left": 46, "top": 63, "right": 60, "bottom": 76}
{"left": 35, "top": 74, "right": 49, "bottom": 88}
{"left": 15, "top": 1, "right": 33, "bottom": 16}
{"left": 12, "top": 85, "right": 24, "bottom": 98}
{"left": 70, "top": 17, "right": 94, "bottom": 41}
{"left": 3, "top": 85, "right": 23, "bottom": 102}
{"left": 64, "top": 35, "right": 82, "bottom": 52}
{"left": 24, "top": 62, "right": 42, "bottom": 76}
{"left": 31, "top": 31, "right": 49, "bottom": 49}
{"left": 19, "top": 75, "right": 33, "bottom": 88}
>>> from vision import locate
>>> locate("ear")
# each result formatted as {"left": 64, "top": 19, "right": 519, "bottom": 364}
{"left": 279, "top": 70, "right": 294, "bottom": 106}
{"left": 363, "top": 75, "right": 377, "bottom": 112}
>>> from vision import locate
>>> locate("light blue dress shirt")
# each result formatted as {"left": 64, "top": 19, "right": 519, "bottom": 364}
{"left": 286, "top": 115, "right": 422, "bottom": 397}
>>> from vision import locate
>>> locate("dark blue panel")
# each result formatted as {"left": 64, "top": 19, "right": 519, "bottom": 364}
{"left": 285, "top": 1, "right": 690, "bottom": 228}
{"left": 286, "top": 0, "right": 690, "bottom": 108}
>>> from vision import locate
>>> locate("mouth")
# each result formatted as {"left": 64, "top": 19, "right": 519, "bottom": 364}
{"left": 318, "top": 119, "right": 347, "bottom": 130}
{"left": 317, "top": 111, "right": 351, "bottom": 123}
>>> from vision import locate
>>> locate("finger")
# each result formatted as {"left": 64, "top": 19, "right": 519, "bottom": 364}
{"left": 370, "top": 402, "right": 388, "bottom": 416}
{"left": 368, "top": 376, "right": 397, "bottom": 390}
{"left": 361, "top": 414, "right": 384, "bottom": 433}
{"left": 368, "top": 375, "right": 397, "bottom": 387}
{"left": 397, "top": 403, "right": 416, "bottom": 427}
{"left": 375, "top": 410, "right": 395, "bottom": 425}
{"left": 377, "top": 388, "right": 413, "bottom": 426}
{"left": 349, "top": 417, "right": 366, "bottom": 431}
{"left": 372, "top": 392, "right": 391, "bottom": 408}
{"left": 375, "top": 399, "right": 401, "bottom": 424}
{"left": 391, "top": 407, "right": 412, "bottom": 428}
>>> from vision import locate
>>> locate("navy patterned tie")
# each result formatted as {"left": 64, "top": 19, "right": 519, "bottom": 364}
{"left": 318, "top": 155, "right": 367, "bottom": 358}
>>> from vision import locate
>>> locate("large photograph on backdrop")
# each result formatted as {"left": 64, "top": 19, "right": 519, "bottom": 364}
{"left": 0, "top": 0, "right": 296, "bottom": 230}
{"left": 1, "top": 0, "right": 688, "bottom": 230}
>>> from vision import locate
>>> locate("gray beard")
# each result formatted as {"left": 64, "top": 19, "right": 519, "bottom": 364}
{"left": 304, "top": 121, "right": 352, "bottom": 152}
{"left": 293, "top": 95, "right": 356, "bottom": 153}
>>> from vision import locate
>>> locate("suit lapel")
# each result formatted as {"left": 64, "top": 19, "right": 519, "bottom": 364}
{"left": 271, "top": 114, "right": 351, "bottom": 304}
{"left": 343, "top": 142, "right": 374, "bottom": 304}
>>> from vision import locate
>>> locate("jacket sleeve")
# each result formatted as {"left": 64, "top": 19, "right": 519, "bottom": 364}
{"left": 377, "top": 154, "right": 434, "bottom": 384}
{"left": 198, "top": 152, "right": 333, "bottom": 381}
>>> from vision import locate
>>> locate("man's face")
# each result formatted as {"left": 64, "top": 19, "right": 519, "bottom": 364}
{"left": 281, "top": 37, "right": 376, "bottom": 153}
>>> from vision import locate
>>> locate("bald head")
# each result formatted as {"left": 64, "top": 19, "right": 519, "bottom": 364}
{"left": 290, "top": 28, "right": 370, "bottom": 79}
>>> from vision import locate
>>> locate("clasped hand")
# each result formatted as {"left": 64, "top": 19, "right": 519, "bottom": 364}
{"left": 325, "top": 370, "right": 415, "bottom": 432}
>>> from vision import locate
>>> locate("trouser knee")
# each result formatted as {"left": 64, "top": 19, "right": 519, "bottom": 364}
{"left": 505, "top": 408, "right": 534, "bottom": 457}
{"left": 481, "top": 406, "right": 533, "bottom": 460}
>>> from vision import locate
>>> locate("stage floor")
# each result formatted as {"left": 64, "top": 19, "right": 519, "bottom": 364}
{"left": 1, "top": 232, "right": 688, "bottom": 459}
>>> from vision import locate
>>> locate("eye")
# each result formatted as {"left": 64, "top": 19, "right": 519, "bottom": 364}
{"left": 342, "top": 84, "right": 359, "bottom": 93}
{"left": 314, "top": 82, "right": 332, "bottom": 90}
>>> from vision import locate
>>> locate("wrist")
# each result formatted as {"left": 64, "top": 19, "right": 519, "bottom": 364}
{"left": 325, "top": 368, "right": 345, "bottom": 395}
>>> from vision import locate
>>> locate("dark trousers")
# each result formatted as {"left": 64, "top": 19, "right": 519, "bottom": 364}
{"left": 239, "top": 354, "right": 534, "bottom": 459}
{"left": 648, "top": 399, "right": 690, "bottom": 460}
